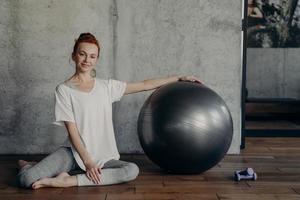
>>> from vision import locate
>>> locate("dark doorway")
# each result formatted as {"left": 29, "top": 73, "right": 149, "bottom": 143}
{"left": 242, "top": 0, "right": 300, "bottom": 149}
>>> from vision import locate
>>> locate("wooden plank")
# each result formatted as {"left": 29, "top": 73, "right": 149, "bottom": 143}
{"left": 218, "top": 194, "right": 300, "bottom": 200}
{"left": 136, "top": 182, "right": 249, "bottom": 194}
{"left": 0, "top": 186, "right": 63, "bottom": 195}
{"left": 49, "top": 194, "right": 107, "bottom": 200}
{"left": 60, "top": 185, "right": 135, "bottom": 194}
{"left": 107, "top": 193, "right": 218, "bottom": 200}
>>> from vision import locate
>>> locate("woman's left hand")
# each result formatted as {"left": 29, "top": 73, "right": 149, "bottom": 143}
{"left": 179, "top": 75, "right": 202, "bottom": 84}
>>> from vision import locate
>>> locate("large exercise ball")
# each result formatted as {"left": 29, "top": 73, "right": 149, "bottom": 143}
{"left": 137, "top": 81, "right": 233, "bottom": 174}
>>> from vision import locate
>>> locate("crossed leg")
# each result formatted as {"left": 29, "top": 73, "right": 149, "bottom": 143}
{"left": 32, "top": 159, "right": 139, "bottom": 188}
{"left": 17, "top": 147, "right": 77, "bottom": 189}
{"left": 18, "top": 148, "right": 139, "bottom": 189}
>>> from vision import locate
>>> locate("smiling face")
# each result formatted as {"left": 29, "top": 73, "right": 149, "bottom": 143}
{"left": 72, "top": 42, "right": 99, "bottom": 73}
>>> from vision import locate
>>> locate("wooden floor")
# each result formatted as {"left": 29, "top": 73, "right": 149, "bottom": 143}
{"left": 1, "top": 137, "right": 300, "bottom": 200}
{"left": 246, "top": 120, "right": 300, "bottom": 130}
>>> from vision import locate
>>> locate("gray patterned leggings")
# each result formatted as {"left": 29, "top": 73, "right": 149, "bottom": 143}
{"left": 18, "top": 147, "right": 139, "bottom": 188}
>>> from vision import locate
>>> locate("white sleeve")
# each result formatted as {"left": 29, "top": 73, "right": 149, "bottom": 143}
{"left": 53, "top": 85, "right": 75, "bottom": 126}
{"left": 108, "top": 79, "right": 127, "bottom": 103}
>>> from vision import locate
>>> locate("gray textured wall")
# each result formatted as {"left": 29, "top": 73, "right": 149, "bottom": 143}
{"left": 0, "top": 0, "right": 242, "bottom": 154}
{"left": 247, "top": 49, "right": 300, "bottom": 99}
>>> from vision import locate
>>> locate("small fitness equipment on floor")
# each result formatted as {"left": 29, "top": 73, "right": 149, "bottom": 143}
{"left": 234, "top": 167, "right": 257, "bottom": 181}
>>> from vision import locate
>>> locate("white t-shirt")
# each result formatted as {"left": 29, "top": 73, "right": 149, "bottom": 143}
{"left": 53, "top": 78, "right": 127, "bottom": 171}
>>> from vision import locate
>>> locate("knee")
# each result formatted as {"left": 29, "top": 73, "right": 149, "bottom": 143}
{"left": 18, "top": 171, "right": 36, "bottom": 188}
{"left": 124, "top": 162, "right": 139, "bottom": 181}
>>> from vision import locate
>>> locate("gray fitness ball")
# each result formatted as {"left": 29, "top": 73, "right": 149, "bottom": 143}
{"left": 137, "top": 81, "right": 233, "bottom": 174}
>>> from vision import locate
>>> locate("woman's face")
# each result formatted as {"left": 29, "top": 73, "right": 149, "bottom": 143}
{"left": 72, "top": 42, "right": 99, "bottom": 73}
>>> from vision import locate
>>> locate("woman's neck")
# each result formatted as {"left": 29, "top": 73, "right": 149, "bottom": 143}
{"left": 73, "top": 72, "right": 94, "bottom": 83}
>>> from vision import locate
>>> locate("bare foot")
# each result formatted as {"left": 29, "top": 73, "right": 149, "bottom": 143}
{"left": 32, "top": 172, "right": 76, "bottom": 189}
{"left": 18, "top": 160, "right": 37, "bottom": 169}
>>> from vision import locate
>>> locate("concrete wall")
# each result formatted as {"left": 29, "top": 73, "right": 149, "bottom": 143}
{"left": 0, "top": 0, "right": 242, "bottom": 154}
{"left": 247, "top": 49, "right": 300, "bottom": 99}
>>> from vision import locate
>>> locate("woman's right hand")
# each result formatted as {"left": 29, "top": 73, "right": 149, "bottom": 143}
{"left": 179, "top": 75, "right": 202, "bottom": 84}
{"left": 84, "top": 159, "right": 102, "bottom": 184}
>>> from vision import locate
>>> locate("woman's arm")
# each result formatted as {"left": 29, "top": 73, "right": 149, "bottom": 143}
{"left": 64, "top": 121, "right": 101, "bottom": 184}
{"left": 124, "top": 75, "right": 201, "bottom": 95}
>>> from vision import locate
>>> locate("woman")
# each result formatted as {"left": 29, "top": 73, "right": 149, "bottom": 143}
{"left": 17, "top": 33, "right": 200, "bottom": 189}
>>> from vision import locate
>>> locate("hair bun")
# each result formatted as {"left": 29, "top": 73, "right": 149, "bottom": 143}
{"left": 79, "top": 32, "right": 94, "bottom": 38}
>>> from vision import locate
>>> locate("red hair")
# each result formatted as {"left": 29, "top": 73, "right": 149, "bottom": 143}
{"left": 72, "top": 33, "right": 100, "bottom": 57}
